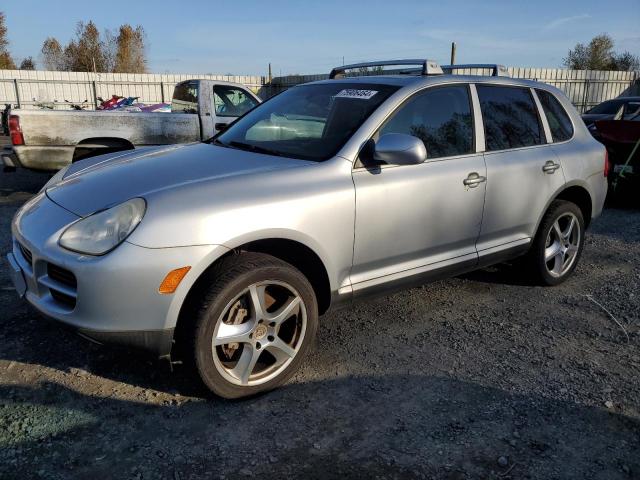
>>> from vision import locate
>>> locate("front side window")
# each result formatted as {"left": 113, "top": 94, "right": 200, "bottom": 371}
{"left": 623, "top": 101, "right": 640, "bottom": 120}
{"left": 536, "top": 89, "right": 574, "bottom": 142}
{"left": 477, "top": 85, "right": 543, "bottom": 151}
{"left": 214, "top": 86, "right": 258, "bottom": 117}
{"left": 171, "top": 82, "right": 198, "bottom": 113}
{"left": 215, "top": 83, "right": 399, "bottom": 161}
{"left": 378, "top": 85, "right": 474, "bottom": 159}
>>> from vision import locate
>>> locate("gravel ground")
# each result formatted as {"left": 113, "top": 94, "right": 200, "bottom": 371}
{"left": 1, "top": 152, "right": 639, "bottom": 479}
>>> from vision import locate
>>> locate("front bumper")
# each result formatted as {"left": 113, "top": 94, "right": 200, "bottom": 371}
{"left": 8, "top": 193, "right": 225, "bottom": 357}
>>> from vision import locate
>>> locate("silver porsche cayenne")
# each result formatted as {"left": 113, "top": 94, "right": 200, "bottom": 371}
{"left": 7, "top": 60, "right": 607, "bottom": 398}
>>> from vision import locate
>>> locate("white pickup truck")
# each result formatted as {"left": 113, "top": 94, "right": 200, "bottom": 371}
{"left": 2, "top": 79, "right": 261, "bottom": 171}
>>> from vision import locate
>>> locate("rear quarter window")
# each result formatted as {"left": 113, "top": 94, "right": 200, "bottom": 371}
{"left": 536, "top": 89, "right": 574, "bottom": 142}
{"left": 477, "top": 85, "right": 544, "bottom": 151}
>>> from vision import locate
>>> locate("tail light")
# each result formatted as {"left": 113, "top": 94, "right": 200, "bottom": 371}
{"left": 604, "top": 149, "right": 610, "bottom": 177}
{"left": 8, "top": 115, "right": 24, "bottom": 146}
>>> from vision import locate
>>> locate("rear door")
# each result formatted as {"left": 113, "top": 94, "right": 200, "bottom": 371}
{"left": 475, "top": 84, "right": 565, "bottom": 256}
{"left": 351, "top": 84, "right": 486, "bottom": 294}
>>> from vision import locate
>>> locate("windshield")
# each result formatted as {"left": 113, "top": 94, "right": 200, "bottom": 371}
{"left": 214, "top": 83, "right": 399, "bottom": 161}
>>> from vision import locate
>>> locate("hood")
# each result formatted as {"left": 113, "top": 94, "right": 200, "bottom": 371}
{"left": 46, "top": 143, "right": 313, "bottom": 216}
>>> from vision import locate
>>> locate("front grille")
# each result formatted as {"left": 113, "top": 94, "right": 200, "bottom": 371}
{"left": 49, "top": 289, "right": 76, "bottom": 308}
{"left": 47, "top": 263, "right": 77, "bottom": 289}
{"left": 19, "top": 243, "right": 32, "bottom": 266}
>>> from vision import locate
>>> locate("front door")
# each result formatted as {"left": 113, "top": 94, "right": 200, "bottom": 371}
{"left": 212, "top": 85, "right": 259, "bottom": 135}
{"left": 351, "top": 84, "right": 486, "bottom": 295}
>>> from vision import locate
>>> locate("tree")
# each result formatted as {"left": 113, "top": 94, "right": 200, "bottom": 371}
{"left": 19, "top": 56, "right": 35, "bottom": 70}
{"left": 65, "top": 21, "right": 108, "bottom": 72}
{"left": 39, "top": 21, "right": 148, "bottom": 73}
{"left": 564, "top": 34, "right": 640, "bottom": 71}
{"left": 0, "top": 12, "right": 16, "bottom": 69}
{"left": 113, "top": 24, "right": 147, "bottom": 73}
{"left": 41, "top": 37, "right": 65, "bottom": 70}
{"left": 611, "top": 51, "right": 640, "bottom": 71}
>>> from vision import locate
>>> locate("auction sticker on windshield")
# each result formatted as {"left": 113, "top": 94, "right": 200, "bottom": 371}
{"left": 335, "top": 89, "right": 378, "bottom": 100}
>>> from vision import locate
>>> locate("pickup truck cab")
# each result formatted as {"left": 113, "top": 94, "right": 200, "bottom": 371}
{"left": 3, "top": 79, "right": 260, "bottom": 171}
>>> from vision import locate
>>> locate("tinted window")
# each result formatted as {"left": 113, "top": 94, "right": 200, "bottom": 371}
{"left": 379, "top": 85, "right": 473, "bottom": 158}
{"left": 623, "top": 101, "right": 640, "bottom": 119}
{"left": 171, "top": 82, "right": 198, "bottom": 113}
{"left": 587, "top": 99, "right": 625, "bottom": 114}
{"left": 216, "top": 83, "right": 399, "bottom": 161}
{"left": 477, "top": 85, "right": 543, "bottom": 151}
{"left": 536, "top": 89, "right": 574, "bottom": 142}
{"left": 214, "top": 86, "right": 258, "bottom": 117}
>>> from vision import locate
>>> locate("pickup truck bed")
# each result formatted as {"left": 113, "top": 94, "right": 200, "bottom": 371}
{"left": 4, "top": 79, "right": 260, "bottom": 171}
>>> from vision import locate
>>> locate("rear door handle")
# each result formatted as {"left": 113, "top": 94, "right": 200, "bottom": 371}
{"left": 463, "top": 172, "right": 486, "bottom": 187}
{"left": 542, "top": 161, "right": 561, "bottom": 174}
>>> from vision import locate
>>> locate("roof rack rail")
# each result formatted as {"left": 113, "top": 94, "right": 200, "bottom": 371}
{"left": 329, "top": 59, "right": 443, "bottom": 79}
{"left": 441, "top": 64, "right": 510, "bottom": 77}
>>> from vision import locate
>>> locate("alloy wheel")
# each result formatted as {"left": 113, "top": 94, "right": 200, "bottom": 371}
{"left": 544, "top": 212, "right": 581, "bottom": 278}
{"left": 211, "top": 280, "right": 307, "bottom": 386}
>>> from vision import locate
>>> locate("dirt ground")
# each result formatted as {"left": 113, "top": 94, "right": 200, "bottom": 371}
{"left": 1, "top": 151, "right": 639, "bottom": 479}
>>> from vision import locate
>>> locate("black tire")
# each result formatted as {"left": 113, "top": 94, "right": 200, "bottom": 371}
{"left": 526, "top": 200, "right": 585, "bottom": 286}
{"left": 189, "top": 252, "right": 318, "bottom": 399}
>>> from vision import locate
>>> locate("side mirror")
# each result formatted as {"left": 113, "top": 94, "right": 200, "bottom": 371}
{"left": 373, "top": 133, "right": 427, "bottom": 165}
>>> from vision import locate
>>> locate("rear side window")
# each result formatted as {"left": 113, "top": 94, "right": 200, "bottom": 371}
{"left": 477, "top": 85, "right": 543, "bottom": 151}
{"left": 536, "top": 89, "right": 574, "bottom": 142}
{"left": 379, "top": 85, "right": 474, "bottom": 159}
{"left": 172, "top": 82, "right": 199, "bottom": 113}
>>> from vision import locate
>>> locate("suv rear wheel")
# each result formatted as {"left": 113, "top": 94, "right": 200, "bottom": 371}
{"left": 191, "top": 253, "right": 318, "bottom": 399}
{"left": 527, "top": 200, "right": 585, "bottom": 286}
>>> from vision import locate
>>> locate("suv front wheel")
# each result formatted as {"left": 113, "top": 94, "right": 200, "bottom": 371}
{"left": 191, "top": 253, "right": 318, "bottom": 399}
{"left": 527, "top": 200, "right": 585, "bottom": 286}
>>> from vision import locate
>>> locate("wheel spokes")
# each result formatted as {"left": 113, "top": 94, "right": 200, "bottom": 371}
{"left": 248, "top": 284, "right": 268, "bottom": 320}
{"left": 265, "top": 296, "right": 301, "bottom": 326}
{"left": 214, "top": 321, "right": 254, "bottom": 346}
{"left": 562, "top": 216, "right": 576, "bottom": 240}
{"left": 267, "top": 337, "right": 297, "bottom": 363}
{"left": 551, "top": 250, "right": 564, "bottom": 275}
{"left": 552, "top": 220, "right": 563, "bottom": 241}
{"left": 545, "top": 242, "right": 562, "bottom": 262}
{"left": 231, "top": 345, "right": 262, "bottom": 385}
{"left": 212, "top": 280, "right": 307, "bottom": 387}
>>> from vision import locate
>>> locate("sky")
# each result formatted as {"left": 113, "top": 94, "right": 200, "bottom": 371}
{"left": 3, "top": 0, "right": 640, "bottom": 76}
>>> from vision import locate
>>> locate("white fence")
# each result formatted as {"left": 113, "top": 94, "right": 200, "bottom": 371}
{"left": 1, "top": 67, "right": 638, "bottom": 113}
{"left": 0, "top": 70, "right": 268, "bottom": 110}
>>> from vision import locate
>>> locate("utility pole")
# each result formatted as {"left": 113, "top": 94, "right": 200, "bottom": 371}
{"left": 450, "top": 42, "right": 456, "bottom": 65}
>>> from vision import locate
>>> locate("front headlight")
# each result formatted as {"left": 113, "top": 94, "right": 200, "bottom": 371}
{"left": 59, "top": 198, "right": 146, "bottom": 255}
{"left": 40, "top": 165, "right": 71, "bottom": 193}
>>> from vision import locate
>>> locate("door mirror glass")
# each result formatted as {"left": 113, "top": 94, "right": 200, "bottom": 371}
{"left": 373, "top": 133, "right": 427, "bottom": 165}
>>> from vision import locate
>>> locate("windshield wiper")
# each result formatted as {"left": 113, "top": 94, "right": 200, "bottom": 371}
{"left": 228, "top": 141, "right": 286, "bottom": 157}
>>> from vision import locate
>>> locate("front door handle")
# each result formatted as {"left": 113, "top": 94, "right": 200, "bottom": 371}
{"left": 463, "top": 172, "right": 486, "bottom": 188}
{"left": 542, "top": 160, "right": 561, "bottom": 174}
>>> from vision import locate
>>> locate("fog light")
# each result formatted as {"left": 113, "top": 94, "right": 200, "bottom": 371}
{"left": 159, "top": 266, "right": 191, "bottom": 294}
